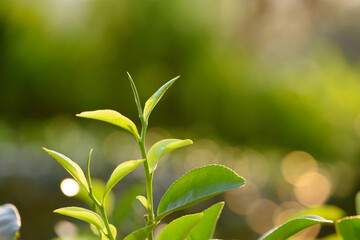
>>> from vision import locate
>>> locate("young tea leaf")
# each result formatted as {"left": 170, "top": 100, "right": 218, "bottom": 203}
{"left": 157, "top": 213, "right": 203, "bottom": 240}
{"left": 123, "top": 223, "right": 157, "bottom": 240}
{"left": 127, "top": 72, "right": 143, "bottom": 117}
{"left": 136, "top": 196, "right": 149, "bottom": 211}
{"left": 335, "top": 216, "right": 360, "bottom": 240}
{"left": 143, "top": 76, "right": 179, "bottom": 122}
{"left": 157, "top": 164, "right": 245, "bottom": 220}
{"left": 187, "top": 202, "right": 224, "bottom": 240}
{"left": 76, "top": 110, "right": 140, "bottom": 141}
{"left": 103, "top": 159, "right": 145, "bottom": 203}
{"left": 43, "top": 148, "right": 89, "bottom": 192}
{"left": 259, "top": 216, "right": 333, "bottom": 240}
{"left": 86, "top": 149, "right": 93, "bottom": 190}
{"left": 54, "top": 207, "right": 106, "bottom": 233}
{"left": 0, "top": 204, "right": 21, "bottom": 240}
{"left": 148, "top": 139, "right": 193, "bottom": 173}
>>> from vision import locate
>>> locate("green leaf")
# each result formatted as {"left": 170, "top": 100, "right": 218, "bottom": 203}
{"left": 157, "top": 164, "right": 245, "bottom": 220}
{"left": 143, "top": 76, "right": 179, "bottom": 122}
{"left": 136, "top": 195, "right": 149, "bottom": 211}
{"left": 317, "top": 233, "right": 341, "bottom": 240}
{"left": 0, "top": 204, "right": 21, "bottom": 240}
{"left": 356, "top": 192, "right": 360, "bottom": 215}
{"left": 103, "top": 159, "right": 145, "bottom": 203}
{"left": 335, "top": 216, "right": 360, "bottom": 240}
{"left": 127, "top": 72, "right": 143, "bottom": 117}
{"left": 148, "top": 139, "right": 193, "bottom": 173}
{"left": 43, "top": 148, "right": 89, "bottom": 192}
{"left": 123, "top": 223, "right": 157, "bottom": 240}
{"left": 287, "top": 205, "right": 345, "bottom": 222}
{"left": 54, "top": 207, "right": 106, "bottom": 233}
{"left": 187, "top": 202, "right": 224, "bottom": 240}
{"left": 157, "top": 213, "right": 203, "bottom": 240}
{"left": 76, "top": 110, "right": 140, "bottom": 141}
{"left": 259, "top": 216, "right": 333, "bottom": 240}
{"left": 101, "top": 224, "right": 117, "bottom": 240}
{"left": 86, "top": 149, "right": 93, "bottom": 190}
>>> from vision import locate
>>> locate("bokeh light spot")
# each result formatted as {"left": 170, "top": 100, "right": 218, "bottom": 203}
{"left": 281, "top": 151, "right": 318, "bottom": 185}
{"left": 294, "top": 171, "right": 332, "bottom": 206}
{"left": 246, "top": 199, "right": 277, "bottom": 234}
{"left": 54, "top": 220, "right": 78, "bottom": 238}
{"left": 60, "top": 178, "right": 79, "bottom": 197}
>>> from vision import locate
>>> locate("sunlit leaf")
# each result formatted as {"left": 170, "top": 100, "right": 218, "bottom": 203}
{"left": 335, "top": 216, "right": 360, "bottom": 240}
{"left": 136, "top": 196, "right": 149, "bottom": 211}
{"left": 148, "top": 138, "right": 192, "bottom": 173}
{"left": 157, "top": 164, "right": 245, "bottom": 220}
{"left": 259, "top": 216, "right": 333, "bottom": 240}
{"left": 123, "top": 223, "right": 157, "bottom": 240}
{"left": 287, "top": 205, "right": 345, "bottom": 222}
{"left": 0, "top": 204, "right": 21, "bottom": 240}
{"left": 76, "top": 110, "right": 140, "bottom": 141}
{"left": 317, "top": 233, "right": 341, "bottom": 240}
{"left": 86, "top": 149, "right": 93, "bottom": 190}
{"left": 157, "top": 213, "right": 203, "bottom": 240}
{"left": 143, "top": 76, "right": 179, "bottom": 122}
{"left": 127, "top": 72, "right": 142, "bottom": 117}
{"left": 103, "top": 159, "right": 145, "bottom": 203}
{"left": 187, "top": 202, "right": 224, "bottom": 240}
{"left": 54, "top": 207, "right": 106, "bottom": 233}
{"left": 43, "top": 148, "right": 89, "bottom": 192}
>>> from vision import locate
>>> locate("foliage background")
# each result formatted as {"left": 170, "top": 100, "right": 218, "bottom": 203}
{"left": 1, "top": 0, "right": 360, "bottom": 239}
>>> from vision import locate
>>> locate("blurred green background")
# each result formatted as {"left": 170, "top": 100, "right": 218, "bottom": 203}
{"left": 1, "top": 0, "right": 360, "bottom": 239}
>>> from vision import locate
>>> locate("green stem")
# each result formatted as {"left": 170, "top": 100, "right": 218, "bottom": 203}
{"left": 89, "top": 191, "right": 115, "bottom": 240}
{"left": 128, "top": 74, "right": 155, "bottom": 239}
{"left": 139, "top": 121, "right": 155, "bottom": 240}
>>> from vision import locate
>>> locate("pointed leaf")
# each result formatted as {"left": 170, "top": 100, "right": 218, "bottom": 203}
{"left": 136, "top": 196, "right": 149, "bottom": 211}
{"left": 54, "top": 207, "right": 106, "bottom": 233}
{"left": 0, "top": 204, "right": 21, "bottom": 240}
{"left": 86, "top": 149, "right": 93, "bottom": 190}
{"left": 143, "top": 76, "right": 179, "bottom": 122}
{"left": 103, "top": 159, "right": 145, "bottom": 203}
{"left": 157, "top": 213, "right": 203, "bottom": 240}
{"left": 77, "top": 110, "right": 140, "bottom": 141}
{"left": 148, "top": 139, "right": 193, "bottom": 173}
{"left": 123, "top": 223, "right": 157, "bottom": 240}
{"left": 127, "top": 72, "right": 143, "bottom": 117}
{"left": 259, "top": 216, "right": 333, "bottom": 240}
{"left": 335, "top": 216, "right": 360, "bottom": 240}
{"left": 157, "top": 164, "right": 245, "bottom": 220}
{"left": 187, "top": 202, "right": 224, "bottom": 240}
{"left": 43, "top": 148, "right": 89, "bottom": 191}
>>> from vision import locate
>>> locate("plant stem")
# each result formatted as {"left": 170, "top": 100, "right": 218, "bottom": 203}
{"left": 139, "top": 121, "right": 155, "bottom": 240}
{"left": 128, "top": 74, "right": 155, "bottom": 239}
{"left": 89, "top": 191, "right": 115, "bottom": 240}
